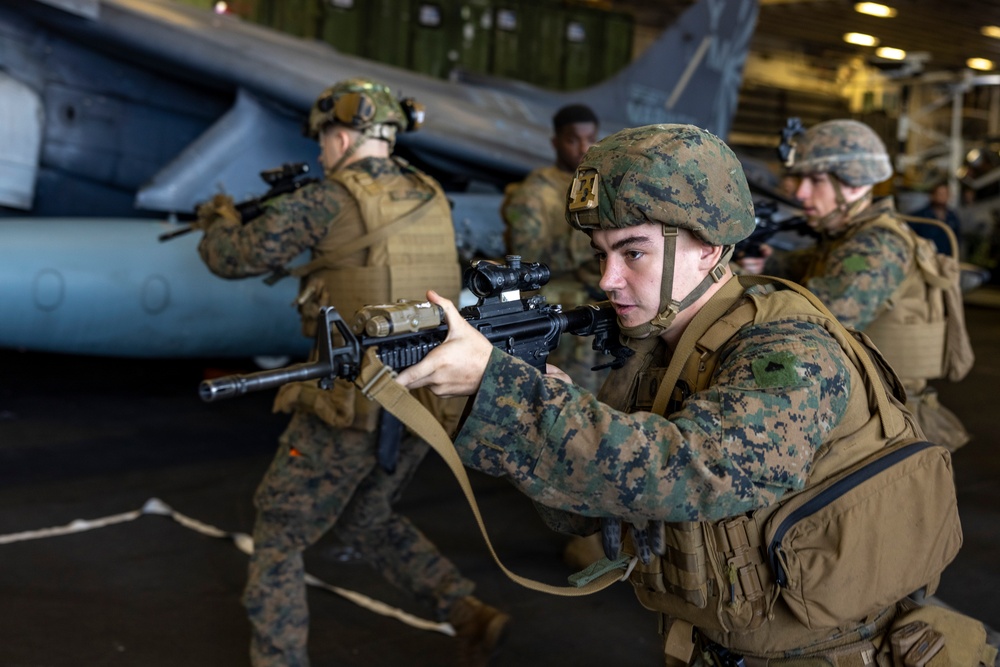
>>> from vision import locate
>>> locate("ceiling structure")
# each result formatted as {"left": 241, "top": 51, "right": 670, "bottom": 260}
{"left": 619, "top": 0, "right": 1000, "bottom": 76}
{"left": 607, "top": 0, "right": 1000, "bottom": 183}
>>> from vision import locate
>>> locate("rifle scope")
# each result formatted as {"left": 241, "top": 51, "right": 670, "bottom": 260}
{"left": 465, "top": 255, "right": 550, "bottom": 298}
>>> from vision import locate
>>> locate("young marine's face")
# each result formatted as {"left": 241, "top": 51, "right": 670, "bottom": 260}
{"left": 552, "top": 122, "right": 599, "bottom": 173}
{"left": 592, "top": 224, "right": 664, "bottom": 328}
{"left": 795, "top": 173, "right": 868, "bottom": 232}
{"left": 592, "top": 223, "right": 711, "bottom": 330}
{"left": 794, "top": 173, "right": 838, "bottom": 229}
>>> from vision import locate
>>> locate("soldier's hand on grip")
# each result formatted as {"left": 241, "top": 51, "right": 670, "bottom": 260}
{"left": 395, "top": 290, "right": 493, "bottom": 397}
{"left": 192, "top": 193, "right": 241, "bottom": 231}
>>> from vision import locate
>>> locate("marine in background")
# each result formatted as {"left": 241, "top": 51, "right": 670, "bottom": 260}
{"left": 501, "top": 103, "right": 605, "bottom": 394}
{"left": 738, "top": 119, "right": 974, "bottom": 452}
{"left": 501, "top": 103, "right": 607, "bottom": 569}
{"left": 395, "top": 123, "right": 986, "bottom": 665}
{"left": 194, "top": 77, "right": 508, "bottom": 667}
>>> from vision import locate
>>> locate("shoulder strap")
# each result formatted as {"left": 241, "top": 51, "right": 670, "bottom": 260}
{"left": 748, "top": 275, "right": 904, "bottom": 439}
{"left": 649, "top": 277, "right": 749, "bottom": 415}
{"left": 354, "top": 349, "right": 629, "bottom": 596}
{"left": 289, "top": 174, "right": 441, "bottom": 278}
{"left": 651, "top": 275, "right": 902, "bottom": 439}
{"left": 898, "top": 213, "right": 960, "bottom": 261}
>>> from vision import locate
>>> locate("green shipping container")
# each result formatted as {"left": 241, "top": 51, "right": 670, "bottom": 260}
{"left": 271, "top": 0, "right": 320, "bottom": 38}
{"left": 319, "top": 0, "right": 364, "bottom": 56}
{"left": 409, "top": 1, "right": 457, "bottom": 79}
{"left": 454, "top": 0, "right": 493, "bottom": 76}
{"left": 363, "top": 0, "right": 412, "bottom": 69}
{"left": 596, "top": 10, "right": 634, "bottom": 83}
{"left": 490, "top": 2, "right": 522, "bottom": 81}
{"left": 519, "top": 3, "right": 564, "bottom": 90}
{"left": 560, "top": 7, "right": 601, "bottom": 91}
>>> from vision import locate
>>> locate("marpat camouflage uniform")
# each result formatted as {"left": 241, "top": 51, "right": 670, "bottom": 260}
{"left": 443, "top": 125, "right": 956, "bottom": 661}
{"left": 502, "top": 166, "right": 605, "bottom": 393}
{"left": 452, "top": 283, "right": 853, "bottom": 527}
{"left": 772, "top": 197, "right": 910, "bottom": 330}
{"left": 776, "top": 118, "right": 971, "bottom": 450}
{"left": 199, "top": 156, "right": 475, "bottom": 667}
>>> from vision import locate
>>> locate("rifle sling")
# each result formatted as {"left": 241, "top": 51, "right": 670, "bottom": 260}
{"left": 353, "top": 347, "right": 628, "bottom": 597}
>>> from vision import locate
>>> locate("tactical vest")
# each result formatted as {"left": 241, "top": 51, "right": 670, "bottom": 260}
{"left": 296, "top": 161, "right": 462, "bottom": 318}
{"left": 802, "top": 210, "right": 972, "bottom": 383}
{"left": 274, "top": 160, "right": 464, "bottom": 433}
{"left": 600, "top": 277, "right": 961, "bottom": 657}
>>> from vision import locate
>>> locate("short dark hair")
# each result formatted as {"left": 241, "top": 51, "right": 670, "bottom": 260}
{"left": 552, "top": 104, "right": 599, "bottom": 132}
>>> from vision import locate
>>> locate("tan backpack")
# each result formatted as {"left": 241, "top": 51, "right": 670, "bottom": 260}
{"left": 863, "top": 215, "right": 974, "bottom": 383}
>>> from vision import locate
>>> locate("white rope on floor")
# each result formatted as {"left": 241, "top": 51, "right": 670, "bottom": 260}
{"left": 0, "top": 497, "right": 455, "bottom": 637}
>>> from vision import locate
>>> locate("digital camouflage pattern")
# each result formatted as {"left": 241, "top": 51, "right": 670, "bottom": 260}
{"left": 246, "top": 411, "right": 474, "bottom": 666}
{"left": 567, "top": 124, "right": 755, "bottom": 247}
{"left": 502, "top": 166, "right": 595, "bottom": 278}
{"left": 199, "top": 157, "right": 407, "bottom": 278}
{"left": 306, "top": 78, "right": 406, "bottom": 139}
{"left": 199, "top": 156, "right": 475, "bottom": 667}
{"left": 786, "top": 119, "right": 892, "bottom": 187}
{"left": 502, "top": 165, "right": 605, "bottom": 393}
{"left": 451, "top": 293, "right": 854, "bottom": 526}
{"left": 793, "top": 198, "right": 911, "bottom": 330}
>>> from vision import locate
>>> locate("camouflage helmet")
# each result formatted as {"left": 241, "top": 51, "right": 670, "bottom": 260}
{"left": 566, "top": 124, "right": 755, "bottom": 247}
{"left": 786, "top": 119, "right": 892, "bottom": 187}
{"left": 306, "top": 78, "right": 406, "bottom": 139}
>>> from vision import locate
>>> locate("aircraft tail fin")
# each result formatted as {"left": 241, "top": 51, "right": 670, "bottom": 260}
{"left": 578, "top": 0, "right": 758, "bottom": 140}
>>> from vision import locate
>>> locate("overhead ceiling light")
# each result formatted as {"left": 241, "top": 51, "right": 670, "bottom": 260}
{"left": 875, "top": 47, "right": 906, "bottom": 60}
{"left": 844, "top": 32, "right": 880, "bottom": 47}
{"left": 982, "top": 26, "right": 1000, "bottom": 40}
{"left": 968, "top": 58, "right": 995, "bottom": 71}
{"left": 855, "top": 3, "right": 897, "bottom": 18}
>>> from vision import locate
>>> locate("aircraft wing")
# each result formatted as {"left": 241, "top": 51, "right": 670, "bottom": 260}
{"left": 0, "top": 0, "right": 759, "bottom": 359}
{"left": 14, "top": 0, "right": 758, "bottom": 214}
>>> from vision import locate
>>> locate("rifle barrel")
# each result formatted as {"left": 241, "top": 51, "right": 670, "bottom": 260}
{"left": 199, "top": 360, "right": 331, "bottom": 402}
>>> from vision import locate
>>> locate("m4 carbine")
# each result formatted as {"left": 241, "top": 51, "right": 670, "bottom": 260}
{"left": 201, "top": 256, "right": 630, "bottom": 401}
{"left": 199, "top": 256, "right": 632, "bottom": 472}
{"left": 158, "top": 162, "right": 319, "bottom": 242}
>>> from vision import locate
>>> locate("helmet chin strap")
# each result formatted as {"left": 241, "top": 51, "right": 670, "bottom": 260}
{"left": 618, "top": 226, "right": 732, "bottom": 340}
{"left": 813, "top": 179, "right": 872, "bottom": 234}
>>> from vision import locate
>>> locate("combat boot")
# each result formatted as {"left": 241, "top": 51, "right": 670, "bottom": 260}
{"left": 448, "top": 596, "right": 510, "bottom": 667}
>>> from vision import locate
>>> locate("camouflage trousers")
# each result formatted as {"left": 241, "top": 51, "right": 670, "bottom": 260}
{"left": 244, "top": 410, "right": 475, "bottom": 667}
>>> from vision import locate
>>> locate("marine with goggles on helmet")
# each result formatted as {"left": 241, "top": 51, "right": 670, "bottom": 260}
{"left": 196, "top": 77, "right": 509, "bottom": 667}
{"left": 395, "top": 124, "right": 974, "bottom": 665}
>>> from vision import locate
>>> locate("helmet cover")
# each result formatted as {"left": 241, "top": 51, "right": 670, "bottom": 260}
{"left": 567, "top": 124, "right": 755, "bottom": 246}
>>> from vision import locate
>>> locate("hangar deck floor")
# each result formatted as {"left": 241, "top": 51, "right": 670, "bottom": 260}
{"left": 1, "top": 292, "right": 998, "bottom": 667}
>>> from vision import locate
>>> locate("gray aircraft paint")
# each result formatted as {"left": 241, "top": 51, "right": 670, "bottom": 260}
{"left": 0, "top": 0, "right": 758, "bottom": 359}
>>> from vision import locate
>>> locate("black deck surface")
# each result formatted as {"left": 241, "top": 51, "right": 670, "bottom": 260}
{"left": 1, "top": 294, "right": 998, "bottom": 666}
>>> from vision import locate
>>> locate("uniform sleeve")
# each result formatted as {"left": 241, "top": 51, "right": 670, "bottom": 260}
{"left": 453, "top": 320, "right": 854, "bottom": 525}
{"left": 197, "top": 182, "right": 341, "bottom": 279}
{"left": 803, "top": 226, "right": 910, "bottom": 330}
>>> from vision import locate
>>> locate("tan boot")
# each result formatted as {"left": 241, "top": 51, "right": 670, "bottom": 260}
{"left": 448, "top": 596, "right": 510, "bottom": 667}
